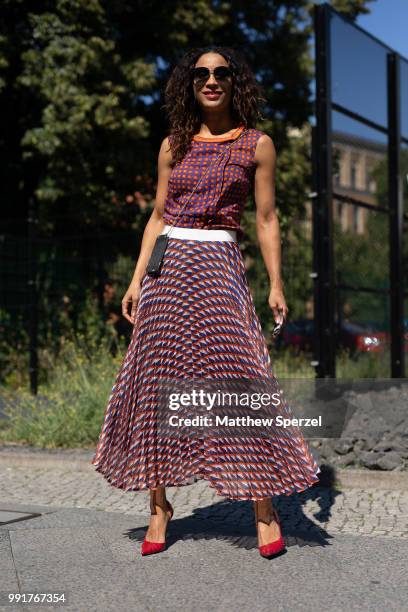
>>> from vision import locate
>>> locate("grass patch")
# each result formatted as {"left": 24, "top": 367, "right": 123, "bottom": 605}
{"left": 0, "top": 331, "right": 126, "bottom": 448}
{"left": 0, "top": 320, "right": 392, "bottom": 448}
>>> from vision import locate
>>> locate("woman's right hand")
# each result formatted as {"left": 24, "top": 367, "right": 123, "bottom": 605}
{"left": 121, "top": 280, "right": 142, "bottom": 324}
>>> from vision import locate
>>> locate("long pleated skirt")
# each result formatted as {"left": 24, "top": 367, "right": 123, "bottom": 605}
{"left": 91, "top": 237, "right": 321, "bottom": 500}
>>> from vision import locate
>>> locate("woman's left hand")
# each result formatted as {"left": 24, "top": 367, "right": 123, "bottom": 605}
{"left": 268, "top": 285, "right": 289, "bottom": 325}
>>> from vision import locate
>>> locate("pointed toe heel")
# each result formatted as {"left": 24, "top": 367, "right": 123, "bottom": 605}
{"left": 141, "top": 492, "right": 174, "bottom": 557}
{"left": 258, "top": 533, "right": 285, "bottom": 558}
{"left": 141, "top": 540, "right": 167, "bottom": 556}
{"left": 255, "top": 502, "right": 286, "bottom": 559}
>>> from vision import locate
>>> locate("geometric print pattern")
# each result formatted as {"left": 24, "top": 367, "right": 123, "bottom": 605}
{"left": 91, "top": 238, "right": 321, "bottom": 500}
{"left": 163, "top": 126, "right": 265, "bottom": 240}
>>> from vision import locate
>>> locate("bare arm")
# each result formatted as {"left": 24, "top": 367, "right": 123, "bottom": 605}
{"left": 122, "top": 136, "right": 173, "bottom": 323}
{"left": 253, "top": 134, "right": 288, "bottom": 324}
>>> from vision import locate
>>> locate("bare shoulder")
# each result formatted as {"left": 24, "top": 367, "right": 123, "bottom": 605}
{"left": 160, "top": 136, "right": 172, "bottom": 155}
{"left": 253, "top": 132, "right": 276, "bottom": 165}
{"left": 158, "top": 136, "right": 173, "bottom": 168}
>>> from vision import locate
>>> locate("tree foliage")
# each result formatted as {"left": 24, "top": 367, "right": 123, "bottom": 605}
{"left": 0, "top": 0, "right": 376, "bottom": 236}
{"left": 0, "top": 0, "right": 382, "bottom": 356}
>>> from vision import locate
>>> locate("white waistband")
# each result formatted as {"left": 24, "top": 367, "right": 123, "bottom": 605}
{"left": 161, "top": 225, "right": 237, "bottom": 242}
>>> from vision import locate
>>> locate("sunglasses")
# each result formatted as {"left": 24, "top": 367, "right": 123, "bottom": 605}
{"left": 191, "top": 66, "right": 232, "bottom": 84}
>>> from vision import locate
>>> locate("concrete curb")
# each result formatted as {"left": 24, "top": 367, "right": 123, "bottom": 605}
{"left": 0, "top": 445, "right": 95, "bottom": 472}
{"left": 1, "top": 445, "right": 408, "bottom": 490}
{"left": 334, "top": 468, "right": 408, "bottom": 490}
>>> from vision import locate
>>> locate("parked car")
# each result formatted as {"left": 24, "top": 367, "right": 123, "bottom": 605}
{"left": 280, "top": 318, "right": 405, "bottom": 355}
{"left": 338, "top": 320, "right": 388, "bottom": 354}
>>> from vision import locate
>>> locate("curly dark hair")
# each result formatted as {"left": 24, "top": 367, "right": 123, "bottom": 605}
{"left": 163, "top": 46, "right": 266, "bottom": 164}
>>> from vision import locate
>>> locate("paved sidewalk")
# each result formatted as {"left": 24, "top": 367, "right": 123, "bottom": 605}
{"left": 0, "top": 448, "right": 408, "bottom": 611}
{"left": 1, "top": 449, "right": 408, "bottom": 538}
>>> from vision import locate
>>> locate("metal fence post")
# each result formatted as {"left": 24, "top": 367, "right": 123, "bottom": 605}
{"left": 27, "top": 196, "right": 38, "bottom": 394}
{"left": 313, "top": 3, "right": 336, "bottom": 378}
{"left": 387, "top": 52, "right": 405, "bottom": 377}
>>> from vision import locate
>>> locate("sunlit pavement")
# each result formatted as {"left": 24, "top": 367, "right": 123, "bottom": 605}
{"left": 0, "top": 449, "right": 407, "bottom": 611}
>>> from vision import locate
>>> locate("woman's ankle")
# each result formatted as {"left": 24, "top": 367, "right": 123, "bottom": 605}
{"left": 254, "top": 499, "right": 275, "bottom": 525}
{"left": 149, "top": 487, "right": 171, "bottom": 516}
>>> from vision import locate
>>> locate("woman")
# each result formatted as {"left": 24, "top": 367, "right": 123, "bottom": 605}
{"left": 91, "top": 45, "right": 320, "bottom": 558}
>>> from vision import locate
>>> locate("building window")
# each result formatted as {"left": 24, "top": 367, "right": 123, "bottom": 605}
{"left": 352, "top": 206, "right": 360, "bottom": 232}
{"left": 350, "top": 162, "right": 357, "bottom": 189}
{"left": 366, "top": 162, "right": 376, "bottom": 192}
{"left": 337, "top": 201, "right": 343, "bottom": 225}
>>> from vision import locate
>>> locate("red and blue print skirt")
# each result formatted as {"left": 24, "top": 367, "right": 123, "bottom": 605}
{"left": 91, "top": 236, "right": 321, "bottom": 500}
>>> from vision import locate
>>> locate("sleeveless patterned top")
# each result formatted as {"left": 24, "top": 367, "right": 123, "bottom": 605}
{"left": 163, "top": 126, "right": 264, "bottom": 240}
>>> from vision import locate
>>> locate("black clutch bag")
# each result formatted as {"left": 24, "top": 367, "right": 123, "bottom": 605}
{"left": 145, "top": 129, "right": 248, "bottom": 278}
{"left": 145, "top": 234, "right": 169, "bottom": 277}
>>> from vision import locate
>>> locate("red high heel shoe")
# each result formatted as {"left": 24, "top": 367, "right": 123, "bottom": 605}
{"left": 254, "top": 501, "right": 285, "bottom": 558}
{"left": 141, "top": 489, "right": 174, "bottom": 556}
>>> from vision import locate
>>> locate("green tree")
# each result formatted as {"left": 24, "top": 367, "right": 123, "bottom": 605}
{"left": 0, "top": 0, "right": 378, "bottom": 372}
{"left": 1, "top": 0, "right": 376, "bottom": 234}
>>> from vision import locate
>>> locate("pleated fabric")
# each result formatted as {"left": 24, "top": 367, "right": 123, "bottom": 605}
{"left": 91, "top": 238, "right": 321, "bottom": 500}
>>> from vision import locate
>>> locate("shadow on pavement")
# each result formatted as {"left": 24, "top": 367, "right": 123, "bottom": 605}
{"left": 127, "top": 464, "right": 339, "bottom": 551}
